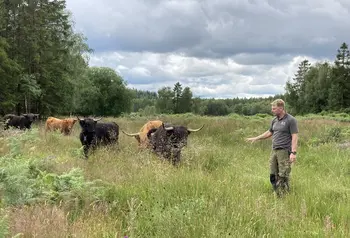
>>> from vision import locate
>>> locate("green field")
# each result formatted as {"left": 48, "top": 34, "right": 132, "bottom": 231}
{"left": 1, "top": 113, "right": 350, "bottom": 237}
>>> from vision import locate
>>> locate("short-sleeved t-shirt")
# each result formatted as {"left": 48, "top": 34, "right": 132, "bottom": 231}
{"left": 269, "top": 113, "right": 298, "bottom": 150}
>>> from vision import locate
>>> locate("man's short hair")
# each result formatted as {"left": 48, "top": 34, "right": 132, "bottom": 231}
{"left": 271, "top": 99, "right": 285, "bottom": 108}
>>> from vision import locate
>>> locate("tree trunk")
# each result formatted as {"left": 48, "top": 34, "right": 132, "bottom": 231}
{"left": 25, "top": 94, "right": 28, "bottom": 113}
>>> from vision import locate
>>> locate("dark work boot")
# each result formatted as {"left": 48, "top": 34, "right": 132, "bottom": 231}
{"left": 276, "top": 176, "right": 290, "bottom": 197}
{"left": 270, "top": 174, "right": 277, "bottom": 192}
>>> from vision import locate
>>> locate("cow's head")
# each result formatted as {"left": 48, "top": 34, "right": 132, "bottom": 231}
{"left": 122, "top": 120, "right": 163, "bottom": 147}
{"left": 148, "top": 123, "right": 204, "bottom": 142}
{"left": 77, "top": 116, "right": 102, "bottom": 133}
{"left": 165, "top": 124, "right": 204, "bottom": 148}
{"left": 147, "top": 123, "right": 204, "bottom": 164}
{"left": 62, "top": 118, "right": 78, "bottom": 135}
{"left": 33, "top": 113, "right": 40, "bottom": 120}
{"left": 22, "top": 113, "right": 37, "bottom": 123}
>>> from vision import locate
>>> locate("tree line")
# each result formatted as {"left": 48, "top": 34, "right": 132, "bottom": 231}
{"left": 130, "top": 83, "right": 284, "bottom": 116}
{"left": 0, "top": 0, "right": 132, "bottom": 117}
{"left": 1, "top": 1, "right": 349, "bottom": 117}
{"left": 285, "top": 42, "right": 350, "bottom": 115}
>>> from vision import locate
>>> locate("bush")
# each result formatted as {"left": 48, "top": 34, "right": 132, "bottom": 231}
{"left": 255, "top": 113, "right": 271, "bottom": 118}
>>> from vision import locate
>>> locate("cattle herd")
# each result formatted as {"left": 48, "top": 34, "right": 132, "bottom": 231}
{"left": 2, "top": 114, "right": 204, "bottom": 165}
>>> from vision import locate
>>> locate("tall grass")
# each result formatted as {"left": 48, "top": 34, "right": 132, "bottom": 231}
{"left": 1, "top": 114, "right": 350, "bottom": 237}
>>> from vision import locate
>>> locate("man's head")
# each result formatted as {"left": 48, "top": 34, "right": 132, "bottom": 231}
{"left": 271, "top": 99, "right": 285, "bottom": 117}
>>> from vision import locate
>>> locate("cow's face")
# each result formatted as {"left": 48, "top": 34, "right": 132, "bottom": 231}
{"left": 78, "top": 117, "right": 102, "bottom": 133}
{"left": 33, "top": 114, "right": 40, "bottom": 120}
{"left": 146, "top": 127, "right": 158, "bottom": 146}
{"left": 167, "top": 126, "right": 190, "bottom": 149}
{"left": 22, "top": 114, "right": 36, "bottom": 123}
{"left": 147, "top": 124, "right": 191, "bottom": 147}
{"left": 63, "top": 118, "right": 78, "bottom": 135}
{"left": 148, "top": 124, "right": 204, "bottom": 165}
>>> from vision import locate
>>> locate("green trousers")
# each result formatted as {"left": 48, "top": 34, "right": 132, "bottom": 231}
{"left": 269, "top": 149, "right": 291, "bottom": 195}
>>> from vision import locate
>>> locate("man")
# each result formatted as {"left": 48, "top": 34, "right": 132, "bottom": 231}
{"left": 245, "top": 99, "right": 298, "bottom": 196}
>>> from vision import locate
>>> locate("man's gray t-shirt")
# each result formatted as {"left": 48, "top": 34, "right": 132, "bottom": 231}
{"left": 269, "top": 113, "right": 298, "bottom": 150}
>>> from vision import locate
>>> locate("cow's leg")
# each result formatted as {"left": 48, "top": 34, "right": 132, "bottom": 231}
{"left": 164, "top": 150, "right": 171, "bottom": 161}
{"left": 160, "top": 144, "right": 171, "bottom": 161}
{"left": 83, "top": 145, "right": 90, "bottom": 159}
{"left": 80, "top": 133, "right": 91, "bottom": 159}
{"left": 172, "top": 148, "right": 181, "bottom": 166}
{"left": 90, "top": 137, "right": 98, "bottom": 154}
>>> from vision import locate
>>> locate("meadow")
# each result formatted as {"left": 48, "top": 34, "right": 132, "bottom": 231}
{"left": 1, "top": 113, "right": 350, "bottom": 237}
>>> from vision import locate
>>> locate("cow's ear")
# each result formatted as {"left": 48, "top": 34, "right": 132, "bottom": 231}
{"left": 77, "top": 116, "right": 84, "bottom": 123}
{"left": 147, "top": 128, "right": 157, "bottom": 139}
{"left": 78, "top": 119, "right": 85, "bottom": 125}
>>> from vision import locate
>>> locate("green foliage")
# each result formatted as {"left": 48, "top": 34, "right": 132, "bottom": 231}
{"left": 1, "top": 115, "right": 350, "bottom": 236}
{"left": 74, "top": 67, "right": 133, "bottom": 116}
{"left": 0, "top": 0, "right": 95, "bottom": 116}
{"left": 131, "top": 89, "right": 157, "bottom": 113}
{"left": 157, "top": 86, "right": 175, "bottom": 114}
{"left": 285, "top": 43, "right": 350, "bottom": 115}
{"left": 0, "top": 208, "right": 9, "bottom": 238}
{"left": 204, "top": 100, "right": 229, "bottom": 116}
{"left": 138, "top": 105, "right": 157, "bottom": 116}
{"left": 0, "top": 37, "right": 21, "bottom": 114}
{"left": 173, "top": 82, "right": 183, "bottom": 113}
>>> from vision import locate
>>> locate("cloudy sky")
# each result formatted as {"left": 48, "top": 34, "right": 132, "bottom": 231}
{"left": 65, "top": 0, "right": 350, "bottom": 98}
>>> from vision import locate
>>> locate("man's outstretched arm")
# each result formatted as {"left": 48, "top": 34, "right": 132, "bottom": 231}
{"left": 245, "top": 130, "right": 273, "bottom": 143}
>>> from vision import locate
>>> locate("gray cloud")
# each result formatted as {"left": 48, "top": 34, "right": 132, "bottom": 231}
{"left": 88, "top": 51, "right": 320, "bottom": 98}
{"left": 67, "top": 0, "right": 350, "bottom": 59}
{"left": 66, "top": 0, "right": 348, "bottom": 98}
{"left": 232, "top": 53, "right": 294, "bottom": 66}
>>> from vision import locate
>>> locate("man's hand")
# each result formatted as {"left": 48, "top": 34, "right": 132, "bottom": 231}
{"left": 245, "top": 137, "right": 258, "bottom": 143}
{"left": 290, "top": 153, "right": 296, "bottom": 163}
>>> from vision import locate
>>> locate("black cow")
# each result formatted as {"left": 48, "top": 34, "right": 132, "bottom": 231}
{"left": 77, "top": 116, "right": 119, "bottom": 159}
{"left": 147, "top": 123, "right": 204, "bottom": 165}
{"left": 4, "top": 113, "right": 39, "bottom": 130}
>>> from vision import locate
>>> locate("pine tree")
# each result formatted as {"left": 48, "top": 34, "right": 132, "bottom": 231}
{"left": 179, "top": 87, "right": 193, "bottom": 113}
{"left": 172, "top": 82, "right": 183, "bottom": 114}
{"left": 285, "top": 59, "right": 311, "bottom": 114}
{"left": 332, "top": 42, "right": 350, "bottom": 109}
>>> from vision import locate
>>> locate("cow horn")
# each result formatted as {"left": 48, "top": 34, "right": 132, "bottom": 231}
{"left": 93, "top": 117, "right": 102, "bottom": 122}
{"left": 121, "top": 130, "right": 140, "bottom": 137}
{"left": 164, "top": 126, "right": 174, "bottom": 131}
{"left": 77, "top": 116, "right": 83, "bottom": 121}
{"left": 187, "top": 125, "right": 204, "bottom": 132}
